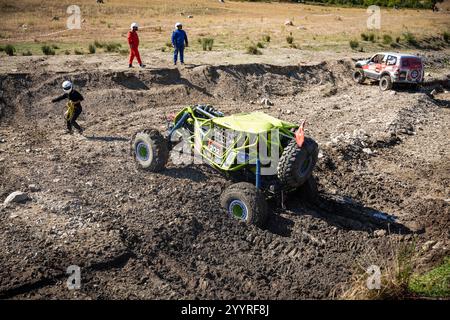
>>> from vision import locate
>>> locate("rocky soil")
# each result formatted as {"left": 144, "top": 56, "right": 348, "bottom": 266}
{"left": 0, "top": 51, "right": 448, "bottom": 299}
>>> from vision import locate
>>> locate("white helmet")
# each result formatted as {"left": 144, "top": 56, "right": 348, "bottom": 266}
{"left": 130, "top": 22, "right": 138, "bottom": 30}
{"left": 62, "top": 80, "right": 73, "bottom": 93}
{"left": 175, "top": 22, "right": 182, "bottom": 29}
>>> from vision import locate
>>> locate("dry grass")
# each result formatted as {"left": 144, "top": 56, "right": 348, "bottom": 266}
{"left": 0, "top": 0, "right": 449, "bottom": 54}
{"left": 332, "top": 237, "right": 418, "bottom": 300}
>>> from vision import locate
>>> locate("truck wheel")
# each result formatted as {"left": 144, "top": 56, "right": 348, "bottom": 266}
{"left": 352, "top": 69, "right": 366, "bottom": 84}
{"left": 220, "top": 182, "right": 269, "bottom": 228}
{"left": 297, "top": 176, "right": 319, "bottom": 204}
{"left": 131, "top": 129, "right": 169, "bottom": 171}
{"left": 379, "top": 75, "right": 393, "bottom": 91}
{"left": 278, "top": 137, "right": 319, "bottom": 189}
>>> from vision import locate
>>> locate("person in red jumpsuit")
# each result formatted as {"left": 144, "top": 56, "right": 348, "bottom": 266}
{"left": 128, "top": 22, "right": 145, "bottom": 68}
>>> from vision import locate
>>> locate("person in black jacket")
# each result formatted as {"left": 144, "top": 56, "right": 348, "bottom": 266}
{"left": 52, "top": 80, "right": 84, "bottom": 134}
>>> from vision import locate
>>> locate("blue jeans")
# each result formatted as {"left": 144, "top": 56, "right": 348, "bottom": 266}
{"left": 174, "top": 45, "right": 184, "bottom": 63}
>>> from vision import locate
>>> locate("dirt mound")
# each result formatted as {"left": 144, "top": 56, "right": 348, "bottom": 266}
{"left": 0, "top": 59, "right": 354, "bottom": 125}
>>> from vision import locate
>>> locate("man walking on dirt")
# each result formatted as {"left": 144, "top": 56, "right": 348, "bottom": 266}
{"left": 128, "top": 22, "right": 145, "bottom": 68}
{"left": 172, "top": 22, "right": 188, "bottom": 65}
{"left": 51, "top": 80, "right": 84, "bottom": 135}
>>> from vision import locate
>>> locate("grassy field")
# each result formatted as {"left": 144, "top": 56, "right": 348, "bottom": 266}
{"left": 0, "top": 0, "right": 449, "bottom": 55}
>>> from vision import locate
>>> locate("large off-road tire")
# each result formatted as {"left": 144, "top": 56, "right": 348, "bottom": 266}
{"left": 297, "top": 176, "right": 319, "bottom": 204}
{"left": 277, "top": 137, "right": 319, "bottom": 189}
{"left": 131, "top": 129, "right": 169, "bottom": 171}
{"left": 379, "top": 75, "right": 393, "bottom": 91}
{"left": 220, "top": 182, "right": 269, "bottom": 228}
{"left": 352, "top": 69, "right": 366, "bottom": 84}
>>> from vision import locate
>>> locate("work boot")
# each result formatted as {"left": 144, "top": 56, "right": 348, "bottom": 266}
{"left": 64, "top": 129, "right": 73, "bottom": 135}
{"left": 77, "top": 128, "right": 84, "bottom": 135}
{"left": 139, "top": 64, "right": 146, "bottom": 68}
{"left": 128, "top": 64, "right": 133, "bottom": 68}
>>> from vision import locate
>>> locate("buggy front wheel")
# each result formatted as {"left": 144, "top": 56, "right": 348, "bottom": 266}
{"left": 131, "top": 129, "right": 169, "bottom": 171}
{"left": 220, "top": 182, "right": 269, "bottom": 228}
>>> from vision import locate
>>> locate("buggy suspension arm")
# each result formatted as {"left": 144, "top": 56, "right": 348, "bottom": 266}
{"left": 168, "top": 112, "right": 190, "bottom": 141}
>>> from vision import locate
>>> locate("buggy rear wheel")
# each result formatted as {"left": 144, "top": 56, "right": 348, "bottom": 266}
{"left": 131, "top": 129, "right": 169, "bottom": 171}
{"left": 277, "top": 138, "right": 319, "bottom": 189}
{"left": 220, "top": 182, "right": 268, "bottom": 228}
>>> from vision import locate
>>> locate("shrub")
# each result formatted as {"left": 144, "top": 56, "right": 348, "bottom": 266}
{"left": 94, "top": 40, "right": 104, "bottom": 48}
{"left": 51, "top": 44, "right": 59, "bottom": 49}
{"left": 201, "top": 38, "right": 214, "bottom": 51}
{"left": 64, "top": 50, "right": 71, "bottom": 55}
{"left": 286, "top": 34, "right": 294, "bottom": 45}
{"left": 0, "top": 46, "right": 4, "bottom": 52}
{"left": 443, "top": 31, "right": 450, "bottom": 43}
{"left": 256, "top": 41, "right": 265, "bottom": 49}
{"left": 246, "top": 44, "right": 262, "bottom": 55}
{"left": 88, "top": 43, "right": 96, "bottom": 54}
{"left": 361, "top": 33, "right": 369, "bottom": 41}
{"left": 262, "top": 34, "right": 271, "bottom": 43}
{"left": 349, "top": 40, "right": 359, "bottom": 50}
{"left": 403, "top": 32, "right": 418, "bottom": 46}
{"left": 22, "top": 50, "right": 32, "bottom": 56}
{"left": 4, "top": 44, "right": 16, "bottom": 56}
{"left": 368, "top": 33, "right": 376, "bottom": 42}
{"left": 41, "top": 45, "right": 55, "bottom": 55}
{"left": 396, "top": 36, "right": 401, "bottom": 43}
{"left": 383, "top": 34, "right": 393, "bottom": 45}
{"left": 74, "top": 48, "right": 84, "bottom": 55}
{"left": 104, "top": 42, "right": 122, "bottom": 52}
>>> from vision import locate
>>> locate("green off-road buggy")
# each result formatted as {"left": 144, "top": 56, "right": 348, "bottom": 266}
{"left": 131, "top": 104, "right": 319, "bottom": 227}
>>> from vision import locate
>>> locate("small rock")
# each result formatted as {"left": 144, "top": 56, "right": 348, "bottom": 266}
{"left": 368, "top": 119, "right": 377, "bottom": 124}
{"left": 284, "top": 20, "right": 293, "bottom": 26}
{"left": 53, "top": 178, "right": 60, "bottom": 183}
{"left": 422, "top": 240, "right": 436, "bottom": 251}
{"left": 188, "top": 15, "right": 194, "bottom": 19}
{"left": 285, "top": 109, "right": 292, "bottom": 115}
{"left": 432, "top": 242, "right": 442, "bottom": 250}
{"left": 362, "top": 148, "right": 373, "bottom": 155}
{"left": 260, "top": 98, "right": 273, "bottom": 107}
{"left": 390, "top": 91, "right": 397, "bottom": 95}
{"left": 4, "top": 191, "right": 30, "bottom": 205}
{"left": 374, "top": 229, "right": 387, "bottom": 237}
{"left": 28, "top": 184, "right": 40, "bottom": 192}
{"left": 86, "top": 181, "right": 93, "bottom": 187}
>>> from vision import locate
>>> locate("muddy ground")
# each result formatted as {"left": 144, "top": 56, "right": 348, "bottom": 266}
{"left": 0, "top": 50, "right": 449, "bottom": 299}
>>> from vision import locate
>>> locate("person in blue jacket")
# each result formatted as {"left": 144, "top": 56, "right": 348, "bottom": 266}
{"left": 171, "top": 22, "right": 188, "bottom": 65}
